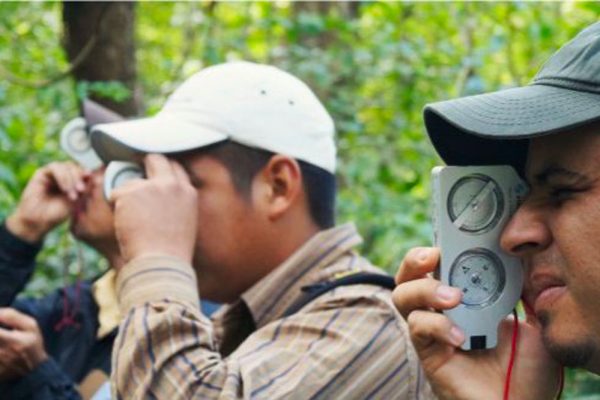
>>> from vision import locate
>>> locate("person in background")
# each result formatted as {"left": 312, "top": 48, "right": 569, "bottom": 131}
{"left": 0, "top": 101, "right": 218, "bottom": 400}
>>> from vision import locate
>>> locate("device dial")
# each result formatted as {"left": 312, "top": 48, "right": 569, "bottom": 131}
{"left": 110, "top": 167, "right": 143, "bottom": 190}
{"left": 447, "top": 174, "right": 504, "bottom": 233}
{"left": 67, "top": 129, "right": 91, "bottom": 153}
{"left": 449, "top": 248, "right": 505, "bottom": 308}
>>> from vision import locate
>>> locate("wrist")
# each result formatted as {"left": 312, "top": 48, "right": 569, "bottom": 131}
{"left": 124, "top": 251, "right": 192, "bottom": 267}
{"left": 124, "top": 247, "right": 193, "bottom": 266}
{"left": 6, "top": 213, "right": 49, "bottom": 244}
{"left": 31, "top": 350, "right": 48, "bottom": 369}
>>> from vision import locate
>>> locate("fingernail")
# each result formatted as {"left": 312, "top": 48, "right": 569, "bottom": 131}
{"left": 449, "top": 326, "right": 465, "bottom": 346}
{"left": 417, "top": 248, "right": 430, "bottom": 261}
{"left": 436, "top": 285, "right": 459, "bottom": 301}
{"left": 76, "top": 181, "right": 86, "bottom": 191}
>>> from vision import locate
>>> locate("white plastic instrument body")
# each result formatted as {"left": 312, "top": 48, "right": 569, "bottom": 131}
{"left": 103, "top": 161, "right": 144, "bottom": 200}
{"left": 60, "top": 117, "right": 103, "bottom": 171}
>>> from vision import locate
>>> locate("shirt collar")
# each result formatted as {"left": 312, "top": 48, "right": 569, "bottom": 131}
{"left": 240, "top": 223, "right": 363, "bottom": 329}
{"left": 92, "top": 269, "right": 120, "bottom": 339}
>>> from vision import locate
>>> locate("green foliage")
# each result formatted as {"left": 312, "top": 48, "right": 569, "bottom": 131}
{"left": 1, "top": 2, "right": 599, "bottom": 396}
{"left": 76, "top": 81, "right": 131, "bottom": 103}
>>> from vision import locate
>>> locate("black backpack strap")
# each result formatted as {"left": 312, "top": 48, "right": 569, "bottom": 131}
{"left": 282, "top": 272, "right": 396, "bottom": 317}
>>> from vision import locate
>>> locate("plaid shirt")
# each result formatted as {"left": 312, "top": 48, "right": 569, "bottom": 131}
{"left": 112, "top": 223, "right": 431, "bottom": 399}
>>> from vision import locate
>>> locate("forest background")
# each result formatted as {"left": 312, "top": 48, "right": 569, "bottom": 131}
{"left": 1, "top": 2, "right": 599, "bottom": 397}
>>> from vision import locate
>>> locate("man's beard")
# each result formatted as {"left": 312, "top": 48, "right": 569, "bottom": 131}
{"left": 539, "top": 310, "right": 596, "bottom": 367}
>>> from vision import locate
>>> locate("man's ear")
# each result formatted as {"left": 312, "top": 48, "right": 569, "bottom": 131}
{"left": 256, "top": 155, "right": 302, "bottom": 221}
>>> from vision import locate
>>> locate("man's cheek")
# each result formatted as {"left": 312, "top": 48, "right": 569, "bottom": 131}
{"left": 522, "top": 281, "right": 534, "bottom": 303}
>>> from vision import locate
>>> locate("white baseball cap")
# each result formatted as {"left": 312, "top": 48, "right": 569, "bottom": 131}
{"left": 90, "top": 61, "right": 336, "bottom": 173}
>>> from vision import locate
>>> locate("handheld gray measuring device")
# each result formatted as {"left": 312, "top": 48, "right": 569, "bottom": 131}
{"left": 59, "top": 99, "right": 124, "bottom": 171}
{"left": 60, "top": 117, "right": 103, "bottom": 171}
{"left": 103, "top": 161, "right": 144, "bottom": 200}
{"left": 431, "top": 166, "right": 528, "bottom": 350}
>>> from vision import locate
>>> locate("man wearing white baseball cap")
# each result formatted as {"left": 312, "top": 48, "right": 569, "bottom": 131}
{"left": 91, "top": 62, "right": 430, "bottom": 399}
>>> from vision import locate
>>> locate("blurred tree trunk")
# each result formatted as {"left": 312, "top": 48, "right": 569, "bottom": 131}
{"left": 62, "top": 2, "right": 140, "bottom": 116}
{"left": 293, "top": 1, "right": 360, "bottom": 47}
{"left": 293, "top": 2, "right": 360, "bottom": 18}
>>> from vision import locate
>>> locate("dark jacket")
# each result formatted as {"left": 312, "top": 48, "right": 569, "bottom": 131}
{"left": 0, "top": 222, "right": 105, "bottom": 400}
{"left": 0, "top": 222, "right": 220, "bottom": 400}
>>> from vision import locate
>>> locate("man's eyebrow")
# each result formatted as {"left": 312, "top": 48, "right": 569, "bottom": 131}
{"left": 533, "top": 165, "right": 590, "bottom": 185}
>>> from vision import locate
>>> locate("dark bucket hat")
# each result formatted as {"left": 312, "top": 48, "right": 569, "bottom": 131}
{"left": 424, "top": 22, "right": 600, "bottom": 174}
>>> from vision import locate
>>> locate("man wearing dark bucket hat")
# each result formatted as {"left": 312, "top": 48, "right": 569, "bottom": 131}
{"left": 90, "top": 62, "right": 432, "bottom": 399}
{"left": 393, "top": 22, "right": 600, "bottom": 399}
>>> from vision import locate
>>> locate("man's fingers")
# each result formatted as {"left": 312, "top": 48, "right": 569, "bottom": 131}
{"left": 0, "top": 327, "right": 17, "bottom": 344}
{"left": 408, "top": 310, "right": 465, "bottom": 349}
{"left": 392, "top": 278, "right": 462, "bottom": 318}
{"left": 144, "top": 154, "right": 174, "bottom": 179}
{"left": 67, "top": 162, "right": 86, "bottom": 193}
{"left": 109, "top": 179, "right": 146, "bottom": 204}
{"left": 0, "top": 308, "right": 37, "bottom": 332}
{"left": 170, "top": 160, "right": 192, "bottom": 185}
{"left": 395, "top": 247, "right": 440, "bottom": 284}
{"left": 45, "top": 163, "right": 74, "bottom": 199}
{"left": 45, "top": 162, "right": 83, "bottom": 201}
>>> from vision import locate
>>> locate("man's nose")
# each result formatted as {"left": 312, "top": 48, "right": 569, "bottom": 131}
{"left": 500, "top": 201, "right": 551, "bottom": 257}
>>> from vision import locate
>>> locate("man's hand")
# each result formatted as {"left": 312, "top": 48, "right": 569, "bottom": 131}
{"left": 392, "top": 247, "right": 560, "bottom": 400}
{"left": 6, "top": 162, "right": 88, "bottom": 243}
{"left": 0, "top": 308, "right": 48, "bottom": 381}
{"left": 110, "top": 154, "right": 198, "bottom": 264}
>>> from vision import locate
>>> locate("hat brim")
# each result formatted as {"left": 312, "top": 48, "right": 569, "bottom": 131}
{"left": 83, "top": 99, "right": 125, "bottom": 126}
{"left": 90, "top": 114, "right": 229, "bottom": 163}
{"left": 424, "top": 84, "right": 600, "bottom": 173}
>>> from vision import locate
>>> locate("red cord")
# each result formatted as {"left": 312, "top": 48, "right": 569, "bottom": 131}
{"left": 54, "top": 237, "right": 83, "bottom": 332}
{"left": 54, "top": 278, "right": 82, "bottom": 331}
{"left": 55, "top": 186, "right": 90, "bottom": 332}
{"left": 503, "top": 309, "right": 519, "bottom": 400}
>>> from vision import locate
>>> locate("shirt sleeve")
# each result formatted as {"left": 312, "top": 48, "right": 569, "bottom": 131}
{"left": 0, "top": 221, "right": 42, "bottom": 306}
{"left": 112, "top": 256, "right": 427, "bottom": 399}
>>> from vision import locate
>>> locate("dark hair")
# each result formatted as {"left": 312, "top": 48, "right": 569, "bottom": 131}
{"left": 201, "top": 140, "right": 336, "bottom": 229}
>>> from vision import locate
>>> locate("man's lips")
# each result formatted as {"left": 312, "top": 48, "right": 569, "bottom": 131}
{"left": 529, "top": 273, "right": 567, "bottom": 312}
